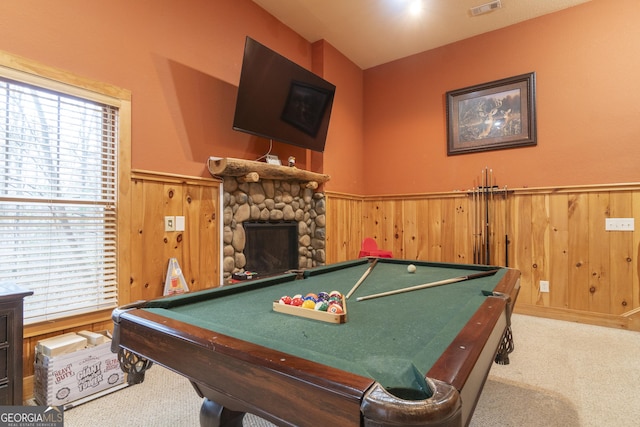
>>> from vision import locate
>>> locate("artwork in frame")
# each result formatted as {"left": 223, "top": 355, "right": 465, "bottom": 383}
{"left": 446, "top": 72, "right": 537, "bottom": 155}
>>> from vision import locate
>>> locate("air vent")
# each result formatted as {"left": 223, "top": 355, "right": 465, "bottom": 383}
{"left": 470, "top": 0, "right": 502, "bottom": 16}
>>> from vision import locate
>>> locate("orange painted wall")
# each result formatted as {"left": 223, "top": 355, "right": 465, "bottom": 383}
{"left": 2, "top": 0, "right": 636, "bottom": 196}
{"left": 363, "top": 0, "right": 640, "bottom": 194}
{"left": 0, "top": 0, "right": 363, "bottom": 189}
{"left": 313, "top": 41, "right": 365, "bottom": 193}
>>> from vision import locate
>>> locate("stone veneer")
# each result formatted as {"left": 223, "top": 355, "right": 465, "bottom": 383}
{"left": 222, "top": 175, "right": 326, "bottom": 281}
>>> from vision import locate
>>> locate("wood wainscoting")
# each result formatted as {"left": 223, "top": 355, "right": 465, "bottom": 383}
{"left": 22, "top": 177, "right": 640, "bottom": 401}
{"left": 127, "top": 170, "right": 220, "bottom": 301}
{"left": 326, "top": 184, "right": 640, "bottom": 332}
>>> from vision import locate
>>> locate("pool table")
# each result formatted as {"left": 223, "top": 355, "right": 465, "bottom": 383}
{"left": 112, "top": 258, "right": 520, "bottom": 427}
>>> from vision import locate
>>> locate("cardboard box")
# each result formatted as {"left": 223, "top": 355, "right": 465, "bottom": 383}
{"left": 35, "top": 332, "right": 88, "bottom": 357}
{"left": 34, "top": 331, "right": 126, "bottom": 407}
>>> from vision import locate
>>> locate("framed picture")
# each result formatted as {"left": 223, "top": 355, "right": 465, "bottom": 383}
{"left": 446, "top": 72, "right": 536, "bottom": 155}
{"left": 281, "top": 81, "right": 332, "bottom": 137}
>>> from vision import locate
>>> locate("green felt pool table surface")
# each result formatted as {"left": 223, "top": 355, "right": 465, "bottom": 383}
{"left": 112, "top": 258, "right": 520, "bottom": 427}
{"left": 145, "top": 258, "right": 503, "bottom": 394}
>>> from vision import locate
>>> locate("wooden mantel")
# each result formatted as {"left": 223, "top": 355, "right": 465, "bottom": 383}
{"left": 207, "top": 156, "right": 330, "bottom": 188}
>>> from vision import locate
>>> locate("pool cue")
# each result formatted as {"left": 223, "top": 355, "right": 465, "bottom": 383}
{"left": 504, "top": 185, "right": 509, "bottom": 267}
{"left": 471, "top": 186, "right": 478, "bottom": 264}
{"left": 484, "top": 168, "right": 490, "bottom": 265}
{"left": 346, "top": 258, "right": 379, "bottom": 299}
{"left": 356, "top": 269, "right": 499, "bottom": 302}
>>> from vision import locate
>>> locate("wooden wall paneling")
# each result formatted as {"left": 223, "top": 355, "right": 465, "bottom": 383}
{"left": 401, "top": 199, "right": 419, "bottom": 260}
{"left": 453, "top": 196, "right": 469, "bottom": 264}
{"left": 129, "top": 178, "right": 145, "bottom": 303}
{"left": 587, "top": 192, "right": 611, "bottom": 313}
{"left": 180, "top": 185, "right": 197, "bottom": 291}
{"left": 325, "top": 196, "right": 344, "bottom": 264}
{"left": 362, "top": 200, "right": 393, "bottom": 254}
{"left": 568, "top": 193, "right": 591, "bottom": 311}
{"left": 512, "top": 194, "right": 533, "bottom": 305}
{"left": 488, "top": 191, "right": 507, "bottom": 267}
{"left": 608, "top": 191, "right": 634, "bottom": 314}
{"left": 548, "top": 193, "right": 570, "bottom": 309}
{"left": 163, "top": 183, "right": 184, "bottom": 263}
{"left": 414, "top": 199, "right": 431, "bottom": 261}
{"left": 531, "top": 194, "right": 550, "bottom": 307}
{"left": 361, "top": 200, "right": 375, "bottom": 244}
{"left": 325, "top": 194, "right": 362, "bottom": 263}
{"left": 633, "top": 192, "right": 640, "bottom": 310}
{"left": 441, "top": 198, "right": 457, "bottom": 262}
{"left": 391, "top": 199, "right": 404, "bottom": 258}
{"left": 376, "top": 200, "right": 402, "bottom": 256}
{"left": 197, "top": 185, "right": 221, "bottom": 289}
{"left": 182, "top": 184, "right": 219, "bottom": 291}
{"left": 140, "top": 181, "right": 170, "bottom": 300}
{"left": 427, "top": 198, "right": 443, "bottom": 261}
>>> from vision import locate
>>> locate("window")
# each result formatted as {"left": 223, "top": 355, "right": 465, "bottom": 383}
{"left": 0, "top": 55, "right": 130, "bottom": 325}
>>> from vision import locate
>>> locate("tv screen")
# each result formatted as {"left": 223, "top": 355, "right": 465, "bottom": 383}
{"left": 233, "top": 37, "right": 336, "bottom": 152}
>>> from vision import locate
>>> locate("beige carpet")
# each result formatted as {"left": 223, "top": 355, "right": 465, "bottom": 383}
{"left": 62, "top": 314, "right": 640, "bottom": 426}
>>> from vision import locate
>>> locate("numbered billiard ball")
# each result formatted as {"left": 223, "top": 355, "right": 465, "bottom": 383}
{"left": 327, "top": 305, "right": 344, "bottom": 314}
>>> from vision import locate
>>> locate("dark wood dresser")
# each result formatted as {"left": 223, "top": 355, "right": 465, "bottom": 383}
{"left": 0, "top": 284, "right": 33, "bottom": 405}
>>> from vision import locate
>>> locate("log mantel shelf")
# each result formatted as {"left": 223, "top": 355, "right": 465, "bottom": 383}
{"left": 207, "top": 156, "right": 330, "bottom": 188}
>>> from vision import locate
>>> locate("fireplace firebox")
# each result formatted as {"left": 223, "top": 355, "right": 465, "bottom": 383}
{"left": 244, "top": 221, "right": 298, "bottom": 276}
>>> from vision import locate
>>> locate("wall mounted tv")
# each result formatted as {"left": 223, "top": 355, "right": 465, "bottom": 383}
{"left": 233, "top": 37, "right": 336, "bottom": 153}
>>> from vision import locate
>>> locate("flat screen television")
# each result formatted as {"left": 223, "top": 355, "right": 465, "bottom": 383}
{"left": 233, "top": 37, "right": 336, "bottom": 152}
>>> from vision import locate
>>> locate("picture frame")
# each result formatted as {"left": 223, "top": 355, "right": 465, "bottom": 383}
{"left": 446, "top": 72, "right": 536, "bottom": 155}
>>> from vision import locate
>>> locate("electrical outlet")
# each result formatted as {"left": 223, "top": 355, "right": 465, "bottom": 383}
{"left": 164, "top": 216, "right": 175, "bottom": 232}
{"left": 605, "top": 218, "right": 635, "bottom": 231}
{"left": 540, "top": 280, "right": 550, "bottom": 293}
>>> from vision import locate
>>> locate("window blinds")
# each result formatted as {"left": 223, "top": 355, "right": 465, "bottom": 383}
{"left": 0, "top": 78, "right": 119, "bottom": 324}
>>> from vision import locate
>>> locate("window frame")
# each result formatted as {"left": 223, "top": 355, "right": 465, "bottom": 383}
{"left": 0, "top": 50, "right": 131, "bottom": 337}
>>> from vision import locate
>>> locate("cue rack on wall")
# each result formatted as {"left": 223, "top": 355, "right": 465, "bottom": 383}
{"left": 470, "top": 167, "right": 512, "bottom": 266}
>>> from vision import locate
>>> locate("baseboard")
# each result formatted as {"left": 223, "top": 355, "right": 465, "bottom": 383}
{"left": 515, "top": 304, "right": 640, "bottom": 332}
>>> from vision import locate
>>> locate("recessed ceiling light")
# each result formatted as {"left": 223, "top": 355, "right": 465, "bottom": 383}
{"left": 408, "top": 0, "right": 423, "bottom": 16}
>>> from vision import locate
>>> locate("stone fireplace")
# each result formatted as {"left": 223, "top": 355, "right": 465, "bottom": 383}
{"left": 220, "top": 175, "right": 326, "bottom": 282}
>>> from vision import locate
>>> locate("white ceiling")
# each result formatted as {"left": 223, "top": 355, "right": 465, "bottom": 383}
{"left": 253, "top": 0, "right": 593, "bottom": 69}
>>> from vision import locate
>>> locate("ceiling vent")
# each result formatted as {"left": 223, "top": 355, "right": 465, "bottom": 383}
{"left": 470, "top": 0, "right": 502, "bottom": 16}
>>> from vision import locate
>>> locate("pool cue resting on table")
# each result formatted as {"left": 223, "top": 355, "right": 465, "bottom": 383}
{"left": 356, "top": 269, "right": 499, "bottom": 301}
{"left": 345, "top": 258, "right": 379, "bottom": 299}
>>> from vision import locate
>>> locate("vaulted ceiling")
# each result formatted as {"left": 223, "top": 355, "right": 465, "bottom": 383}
{"left": 253, "top": 0, "right": 593, "bottom": 69}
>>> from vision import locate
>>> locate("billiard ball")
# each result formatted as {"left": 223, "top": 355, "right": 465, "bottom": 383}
{"left": 291, "top": 297, "right": 304, "bottom": 306}
{"left": 327, "top": 305, "right": 344, "bottom": 314}
{"left": 407, "top": 264, "right": 417, "bottom": 273}
{"left": 301, "top": 299, "right": 316, "bottom": 309}
{"left": 278, "top": 296, "right": 292, "bottom": 305}
{"left": 314, "top": 301, "right": 329, "bottom": 311}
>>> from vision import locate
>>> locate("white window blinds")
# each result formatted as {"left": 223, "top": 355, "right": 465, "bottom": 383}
{"left": 0, "top": 77, "right": 119, "bottom": 324}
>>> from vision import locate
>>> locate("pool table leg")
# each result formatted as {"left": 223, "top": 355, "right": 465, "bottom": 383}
{"left": 200, "top": 398, "right": 245, "bottom": 427}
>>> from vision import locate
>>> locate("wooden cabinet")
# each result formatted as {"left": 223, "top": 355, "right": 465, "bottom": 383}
{"left": 0, "top": 284, "right": 33, "bottom": 405}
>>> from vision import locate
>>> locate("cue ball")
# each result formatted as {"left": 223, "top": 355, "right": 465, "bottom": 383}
{"left": 407, "top": 264, "right": 417, "bottom": 273}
